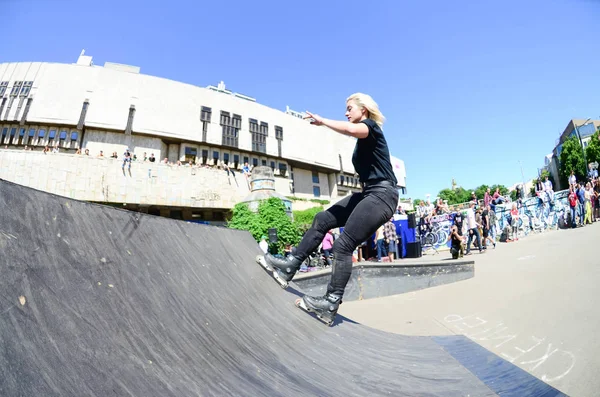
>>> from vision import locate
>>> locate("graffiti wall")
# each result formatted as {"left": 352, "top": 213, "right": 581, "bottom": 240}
{"left": 494, "top": 190, "right": 570, "bottom": 235}
{"left": 418, "top": 213, "right": 454, "bottom": 250}
{"left": 418, "top": 190, "right": 571, "bottom": 250}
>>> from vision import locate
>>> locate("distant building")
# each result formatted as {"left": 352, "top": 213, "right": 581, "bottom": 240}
{"left": 0, "top": 51, "right": 407, "bottom": 222}
{"left": 545, "top": 118, "right": 600, "bottom": 190}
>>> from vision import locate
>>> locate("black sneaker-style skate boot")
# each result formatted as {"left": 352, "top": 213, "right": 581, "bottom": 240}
{"left": 298, "top": 293, "right": 342, "bottom": 326}
{"left": 260, "top": 254, "right": 302, "bottom": 288}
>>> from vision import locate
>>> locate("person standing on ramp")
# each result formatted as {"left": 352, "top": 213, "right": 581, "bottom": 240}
{"left": 260, "top": 93, "right": 399, "bottom": 325}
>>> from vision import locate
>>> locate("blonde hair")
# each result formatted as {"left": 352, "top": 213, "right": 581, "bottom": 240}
{"left": 346, "top": 93, "right": 386, "bottom": 128}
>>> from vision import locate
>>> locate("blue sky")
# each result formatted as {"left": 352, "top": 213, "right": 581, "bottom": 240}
{"left": 2, "top": 0, "right": 599, "bottom": 199}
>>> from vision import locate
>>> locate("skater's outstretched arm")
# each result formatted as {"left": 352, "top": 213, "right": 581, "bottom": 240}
{"left": 304, "top": 111, "right": 369, "bottom": 139}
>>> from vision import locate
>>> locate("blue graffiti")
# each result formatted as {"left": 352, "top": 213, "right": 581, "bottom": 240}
{"left": 495, "top": 190, "right": 570, "bottom": 236}
{"left": 418, "top": 190, "right": 571, "bottom": 250}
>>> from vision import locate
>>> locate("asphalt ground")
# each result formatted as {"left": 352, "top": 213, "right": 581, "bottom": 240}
{"left": 340, "top": 222, "right": 600, "bottom": 397}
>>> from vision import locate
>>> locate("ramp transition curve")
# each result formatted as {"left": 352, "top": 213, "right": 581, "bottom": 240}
{"left": 0, "top": 180, "right": 565, "bottom": 396}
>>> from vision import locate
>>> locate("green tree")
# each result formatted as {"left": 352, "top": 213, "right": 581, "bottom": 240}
{"left": 474, "top": 185, "right": 489, "bottom": 200}
{"left": 529, "top": 170, "right": 554, "bottom": 196}
{"left": 413, "top": 199, "right": 424, "bottom": 206}
{"left": 438, "top": 188, "right": 460, "bottom": 205}
{"left": 559, "top": 136, "right": 586, "bottom": 187}
{"left": 228, "top": 198, "right": 300, "bottom": 253}
{"left": 529, "top": 179, "right": 538, "bottom": 197}
{"left": 510, "top": 189, "right": 518, "bottom": 201}
{"left": 490, "top": 184, "right": 509, "bottom": 196}
{"left": 437, "top": 184, "right": 509, "bottom": 206}
{"left": 293, "top": 206, "right": 323, "bottom": 234}
{"left": 585, "top": 131, "right": 600, "bottom": 167}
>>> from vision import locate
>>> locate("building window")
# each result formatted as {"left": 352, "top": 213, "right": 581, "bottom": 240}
{"left": 251, "top": 119, "right": 267, "bottom": 153}
{"left": 223, "top": 153, "right": 230, "bottom": 165}
{"left": 313, "top": 186, "right": 321, "bottom": 197}
{"left": 259, "top": 122, "right": 268, "bottom": 136}
{"left": 232, "top": 114, "right": 241, "bottom": 129}
{"left": 1, "top": 128, "right": 8, "bottom": 143}
{"left": 252, "top": 158, "right": 258, "bottom": 167}
{"left": 275, "top": 126, "right": 283, "bottom": 157}
{"left": 220, "top": 111, "right": 230, "bottom": 126}
{"left": 200, "top": 106, "right": 211, "bottom": 141}
{"left": 233, "top": 154, "right": 240, "bottom": 168}
{"left": 220, "top": 111, "right": 239, "bottom": 148}
{"left": 200, "top": 106, "right": 212, "bottom": 122}
{"left": 28, "top": 128, "right": 36, "bottom": 138}
{"left": 212, "top": 150, "right": 219, "bottom": 165}
{"left": 340, "top": 175, "right": 345, "bottom": 185}
{"left": 249, "top": 118, "right": 259, "bottom": 133}
{"left": 18, "top": 128, "right": 25, "bottom": 145}
{"left": 0, "top": 81, "right": 8, "bottom": 97}
{"left": 70, "top": 131, "right": 78, "bottom": 141}
{"left": 270, "top": 161, "right": 275, "bottom": 171}
{"left": 279, "top": 163, "right": 287, "bottom": 177}
{"left": 10, "top": 81, "right": 22, "bottom": 96}
{"left": 10, "top": 128, "right": 16, "bottom": 137}
{"left": 184, "top": 147, "right": 197, "bottom": 164}
{"left": 243, "top": 156, "right": 249, "bottom": 164}
{"left": 37, "top": 129, "right": 45, "bottom": 146}
{"left": 20, "top": 81, "right": 33, "bottom": 97}
{"left": 312, "top": 171, "right": 319, "bottom": 184}
{"left": 48, "top": 129, "right": 56, "bottom": 146}
{"left": 202, "top": 149, "right": 208, "bottom": 165}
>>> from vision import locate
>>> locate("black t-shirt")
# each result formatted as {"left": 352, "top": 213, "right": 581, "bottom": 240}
{"left": 454, "top": 213, "right": 463, "bottom": 235}
{"left": 451, "top": 233, "right": 462, "bottom": 250}
{"left": 482, "top": 209, "right": 489, "bottom": 229}
{"left": 352, "top": 119, "right": 398, "bottom": 184}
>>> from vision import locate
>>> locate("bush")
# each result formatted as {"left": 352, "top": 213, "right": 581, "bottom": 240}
{"left": 293, "top": 206, "right": 323, "bottom": 234}
{"left": 228, "top": 198, "right": 300, "bottom": 254}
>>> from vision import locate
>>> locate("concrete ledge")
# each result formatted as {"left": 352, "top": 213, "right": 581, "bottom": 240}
{"left": 293, "top": 259, "right": 475, "bottom": 301}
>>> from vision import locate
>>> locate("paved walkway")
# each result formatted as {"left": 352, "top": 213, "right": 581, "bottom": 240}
{"left": 340, "top": 223, "right": 600, "bottom": 397}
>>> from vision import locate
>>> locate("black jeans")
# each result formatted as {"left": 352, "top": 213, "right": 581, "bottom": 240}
{"left": 466, "top": 228, "right": 482, "bottom": 253}
{"left": 294, "top": 182, "right": 399, "bottom": 297}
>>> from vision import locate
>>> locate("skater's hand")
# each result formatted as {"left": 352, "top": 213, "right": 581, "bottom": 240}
{"left": 304, "top": 111, "right": 324, "bottom": 126}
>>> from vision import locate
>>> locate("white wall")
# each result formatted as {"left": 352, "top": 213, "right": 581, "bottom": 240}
{"left": 292, "top": 168, "right": 331, "bottom": 199}
{"left": 0, "top": 149, "right": 248, "bottom": 209}
{"left": 0, "top": 61, "right": 360, "bottom": 174}
{"left": 82, "top": 130, "right": 164, "bottom": 160}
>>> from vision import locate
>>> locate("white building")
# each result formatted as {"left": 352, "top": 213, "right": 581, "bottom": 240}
{"left": 0, "top": 51, "right": 406, "bottom": 220}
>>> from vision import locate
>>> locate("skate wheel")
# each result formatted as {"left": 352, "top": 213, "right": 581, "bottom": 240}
{"left": 295, "top": 298, "right": 309, "bottom": 312}
{"left": 272, "top": 272, "right": 288, "bottom": 289}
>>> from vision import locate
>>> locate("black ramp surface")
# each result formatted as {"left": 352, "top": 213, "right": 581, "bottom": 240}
{"left": 0, "top": 180, "right": 500, "bottom": 396}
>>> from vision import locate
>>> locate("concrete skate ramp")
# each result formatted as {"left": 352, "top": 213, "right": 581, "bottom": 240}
{"left": 0, "top": 180, "right": 566, "bottom": 397}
